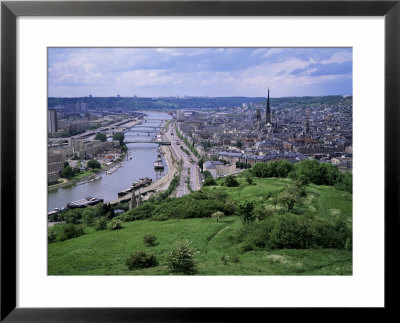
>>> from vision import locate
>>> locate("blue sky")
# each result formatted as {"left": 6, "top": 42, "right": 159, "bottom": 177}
{"left": 48, "top": 48, "right": 352, "bottom": 98}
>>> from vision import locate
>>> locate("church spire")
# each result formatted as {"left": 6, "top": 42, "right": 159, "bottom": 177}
{"left": 266, "top": 86, "right": 271, "bottom": 124}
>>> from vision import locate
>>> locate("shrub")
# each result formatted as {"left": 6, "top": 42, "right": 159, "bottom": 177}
{"left": 82, "top": 208, "right": 96, "bottom": 225}
{"left": 125, "top": 251, "right": 158, "bottom": 270}
{"left": 203, "top": 177, "right": 217, "bottom": 186}
{"left": 245, "top": 174, "right": 253, "bottom": 185}
{"left": 94, "top": 217, "right": 108, "bottom": 231}
{"left": 230, "top": 254, "right": 240, "bottom": 263}
{"left": 48, "top": 227, "right": 57, "bottom": 243}
{"left": 59, "top": 223, "right": 85, "bottom": 241}
{"left": 236, "top": 200, "right": 255, "bottom": 224}
{"left": 143, "top": 234, "right": 157, "bottom": 246}
{"left": 236, "top": 213, "right": 351, "bottom": 251}
{"left": 166, "top": 241, "right": 197, "bottom": 275}
{"left": 224, "top": 175, "right": 239, "bottom": 187}
{"left": 109, "top": 219, "right": 123, "bottom": 230}
{"left": 211, "top": 211, "right": 224, "bottom": 222}
{"left": 118, "top": 203, "right": 156, "bottom": 221}
{"left": 253, "top": 204, "right": 274, "bottom": 221}
{"left": 63, "top": 210, "right": 81, "bottom": 224}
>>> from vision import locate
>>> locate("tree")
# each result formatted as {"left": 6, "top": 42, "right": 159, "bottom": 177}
{"left": 112, "top": 133, "right": 125, "bottom": 146}
{"left": 236, "top": 140, "right": 243, "bottom": 148}
{"left": 251, "top": 162, "right": 269, "bottom": 177}
{"left": 94, "top": 217, "right": 108, "bottom": 231}
{"left": 82, "top": 208, "right": 96, "bottom": 225}
{"left": 245, "top": 173, "right": 253, "bottom": 185}
{"left": 211, "top": 211, "right": 224, "bottom": 222}
{"left": 61, "top": 166, "right": 74, "bottom": 179}
{"left": 94, "top": 132, "right": 107, "bottom": 142}
{"left": 203, "top": 176, "right": 216, "bottom": 186}
{"left": 203, "top": 170, "right": 213, "bottom": 179}
{"left": 166, "top": 240, "right": 197, "bottom": 275}
{"left": 236, "top": 200, "right": 255, "bottom": 224}
{"left": 198, "top": 158, "right": 204, "bottom": 172}
{"left": 225, "top": 175, "right": 239, "bottom": 187}
{"left": 87, "top": 159, "right": 101, "bottom": 170}
{"left": 277, "top": 183, "right": 306, "bottom": 211}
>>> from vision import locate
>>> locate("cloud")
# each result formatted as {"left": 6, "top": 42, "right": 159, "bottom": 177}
{"left": 48, "top": 48, "right": 352, "bottom": 97}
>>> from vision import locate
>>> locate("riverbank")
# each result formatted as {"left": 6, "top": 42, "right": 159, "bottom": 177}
{"left": 48, "top": 113, "right": 174, "bottom": 210}
{"left": 110, "top": 151, "right": 178, "bottom": 205}
{"left": 48, "top": 154, "right": 126, "bottom": 191}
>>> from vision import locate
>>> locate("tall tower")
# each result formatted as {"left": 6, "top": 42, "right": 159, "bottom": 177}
{"left": 266, "top": 87, "right": 271, "bottom": 124}
{"left": 256, "top": 108, "right": 262, "bottom": 130}
{"left": 305, "top": 109, "right": 310, "bottom": 137}
{"left": 47, "top": 109, "right": 58, "bottom": 134}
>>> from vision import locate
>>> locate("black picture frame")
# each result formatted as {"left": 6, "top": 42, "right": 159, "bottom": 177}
{"left": 1, "top": 0, "right": 399, "bottom": 321}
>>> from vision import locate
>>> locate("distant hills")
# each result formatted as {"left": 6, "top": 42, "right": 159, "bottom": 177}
{"left": 48, "top": 95, "right": 352, "bottom": 111}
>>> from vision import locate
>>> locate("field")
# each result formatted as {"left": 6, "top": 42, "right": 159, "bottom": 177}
{"left": 48, "top": 177, "right": 352, "bottom": 275}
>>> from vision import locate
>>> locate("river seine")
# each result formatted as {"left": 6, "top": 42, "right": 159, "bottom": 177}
{"left": 47, "top": 111, "right": 172, "bottom": 211}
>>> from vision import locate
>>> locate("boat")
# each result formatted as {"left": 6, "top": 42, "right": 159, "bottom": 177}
{"left": 67, "top": 196, "right": 104, "bottom": 209}
{"left": 117, "top": 177, "right": 153, "bottom": 197}
{"left": 153, "top": 154, "right": 164, "bottom": 170}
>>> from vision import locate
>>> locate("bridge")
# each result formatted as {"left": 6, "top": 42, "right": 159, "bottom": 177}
{"left": 125, "top": 140, "right": 171, "bottom": 145}
{"left": 143, "top": 118, "right": 169, "bottom": 122}
{"left": 134, "top": 125, "right": 163, "bottom": 129}
{"left": 128, "top": 129, "right": 158, "bottom": 134}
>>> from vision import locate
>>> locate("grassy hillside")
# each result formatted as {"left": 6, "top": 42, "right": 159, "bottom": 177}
{"left": 48, "top": 176, "right": 352, "bottom": 275}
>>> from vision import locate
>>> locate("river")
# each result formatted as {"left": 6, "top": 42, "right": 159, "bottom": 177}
{"left": 47, "top": 111, "right": 172, "bottom": 212}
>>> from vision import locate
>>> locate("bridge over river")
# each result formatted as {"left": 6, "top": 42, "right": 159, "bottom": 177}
{"left": 124, "top": 140, "right": 171, "bottom": 145}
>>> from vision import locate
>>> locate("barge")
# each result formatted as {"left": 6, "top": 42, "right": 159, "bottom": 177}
{"left": 117, "top": 177, "right": 152, "bottom": 197}
{"left": 153, "top": 154, "right": 164, "bottom": 170}
{"left": 67, "top": 196, "right": 104, "bottom": 209}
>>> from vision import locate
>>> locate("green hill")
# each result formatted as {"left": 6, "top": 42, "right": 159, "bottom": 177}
{"left": 48, "top": 176, "right": 352, "bottom": 275}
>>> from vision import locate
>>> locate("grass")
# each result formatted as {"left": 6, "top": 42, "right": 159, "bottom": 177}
{"left": 48, "top": 177, "right": 352, "bottom": 275}
{"left": 70, "top": 170, "right": 94, "bottom": 180}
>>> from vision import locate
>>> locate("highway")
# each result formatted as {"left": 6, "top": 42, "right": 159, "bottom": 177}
{"left": 163, "top": 122, "right": 202, "bottom": 197}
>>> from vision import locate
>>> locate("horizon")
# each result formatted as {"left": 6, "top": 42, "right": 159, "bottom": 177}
{"left": 48, "top": 94, "right": 352, "bottom": 99}
{"left": 48, "top": 48, "right": 353, "bottom": 98}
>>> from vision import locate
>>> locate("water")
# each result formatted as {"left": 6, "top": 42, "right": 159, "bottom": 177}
{"left": 48, "top": 111, "right": 172, "bottom": 211}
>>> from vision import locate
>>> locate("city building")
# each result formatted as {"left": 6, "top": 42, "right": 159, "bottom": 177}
{"left": 177, "top": 110, "right": 185, "bottom": 121}
{"left": 48, "top": 152, "right": 64, "bottom": 183}
{"left": 47, "top": 109, "right": 58, "bottom": 134}
{"left": 203, "top": 160, "right": 236, "bottom": 179}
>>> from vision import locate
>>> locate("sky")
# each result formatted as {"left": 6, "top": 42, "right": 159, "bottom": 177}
{"left": 48, "top": 48, "right": 352, "bottom": 98}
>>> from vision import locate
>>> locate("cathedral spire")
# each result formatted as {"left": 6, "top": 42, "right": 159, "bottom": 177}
{"left": 266, "top": 86, "right": 271, "bottom": 124}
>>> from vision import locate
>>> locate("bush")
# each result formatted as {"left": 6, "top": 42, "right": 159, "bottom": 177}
{"left": 236, "top": 213, "right": 351, "bottom": 251}
{"left": 211, "top": 211, "right": 224, "bottom": 222}
{"left": 203, "top": 177, "right": 217, "bottom": 186}
{"left": 230, "top": 254, "right": 240, "bottom": 263}
{"left": 245, "top": 174, "right": 253, "bottom": 185}
{"left": 253, "top": 204, "right": 274, "bottom": 221}
{"left": 166, "top": 241, "right": 197, "bottom": 275}
{"left": 224, "top": 175, "right": 239, "bottom": 187}
{"left": 109, "top": 219, "right": 123, "bottom": 230}
{"left": 48, "top": 227, "right": 57, "bottom": 243}
{"left": 125, "top": 251, "right": 158, "bottom": 270}
{"left": 63, "top": 210, "right": 81, "bottom": 224}
{"left": 59, "top": 223, "right": 85, "bottom": 241}
{"left": 143, "top": 234, "right": 157, "bottom": 246}
{"left": 87, "top": 159, "right": 101, "bottom": 170}
{"left": 94, "top": 217, "right": 108, "bottom": 231}
{"left": 82, "top": 208, "right": 96, "bottom": 225}
{"left": 236, "top": 200, "right": 255, "bottom": 224}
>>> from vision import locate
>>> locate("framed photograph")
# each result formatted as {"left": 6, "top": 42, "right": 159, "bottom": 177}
{"left": 1, "top": 0, "right": 399, "bottom": 321}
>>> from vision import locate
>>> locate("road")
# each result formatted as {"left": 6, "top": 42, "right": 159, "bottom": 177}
{"left": 163, "top": 122, "right": 202, "bottom": 197}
